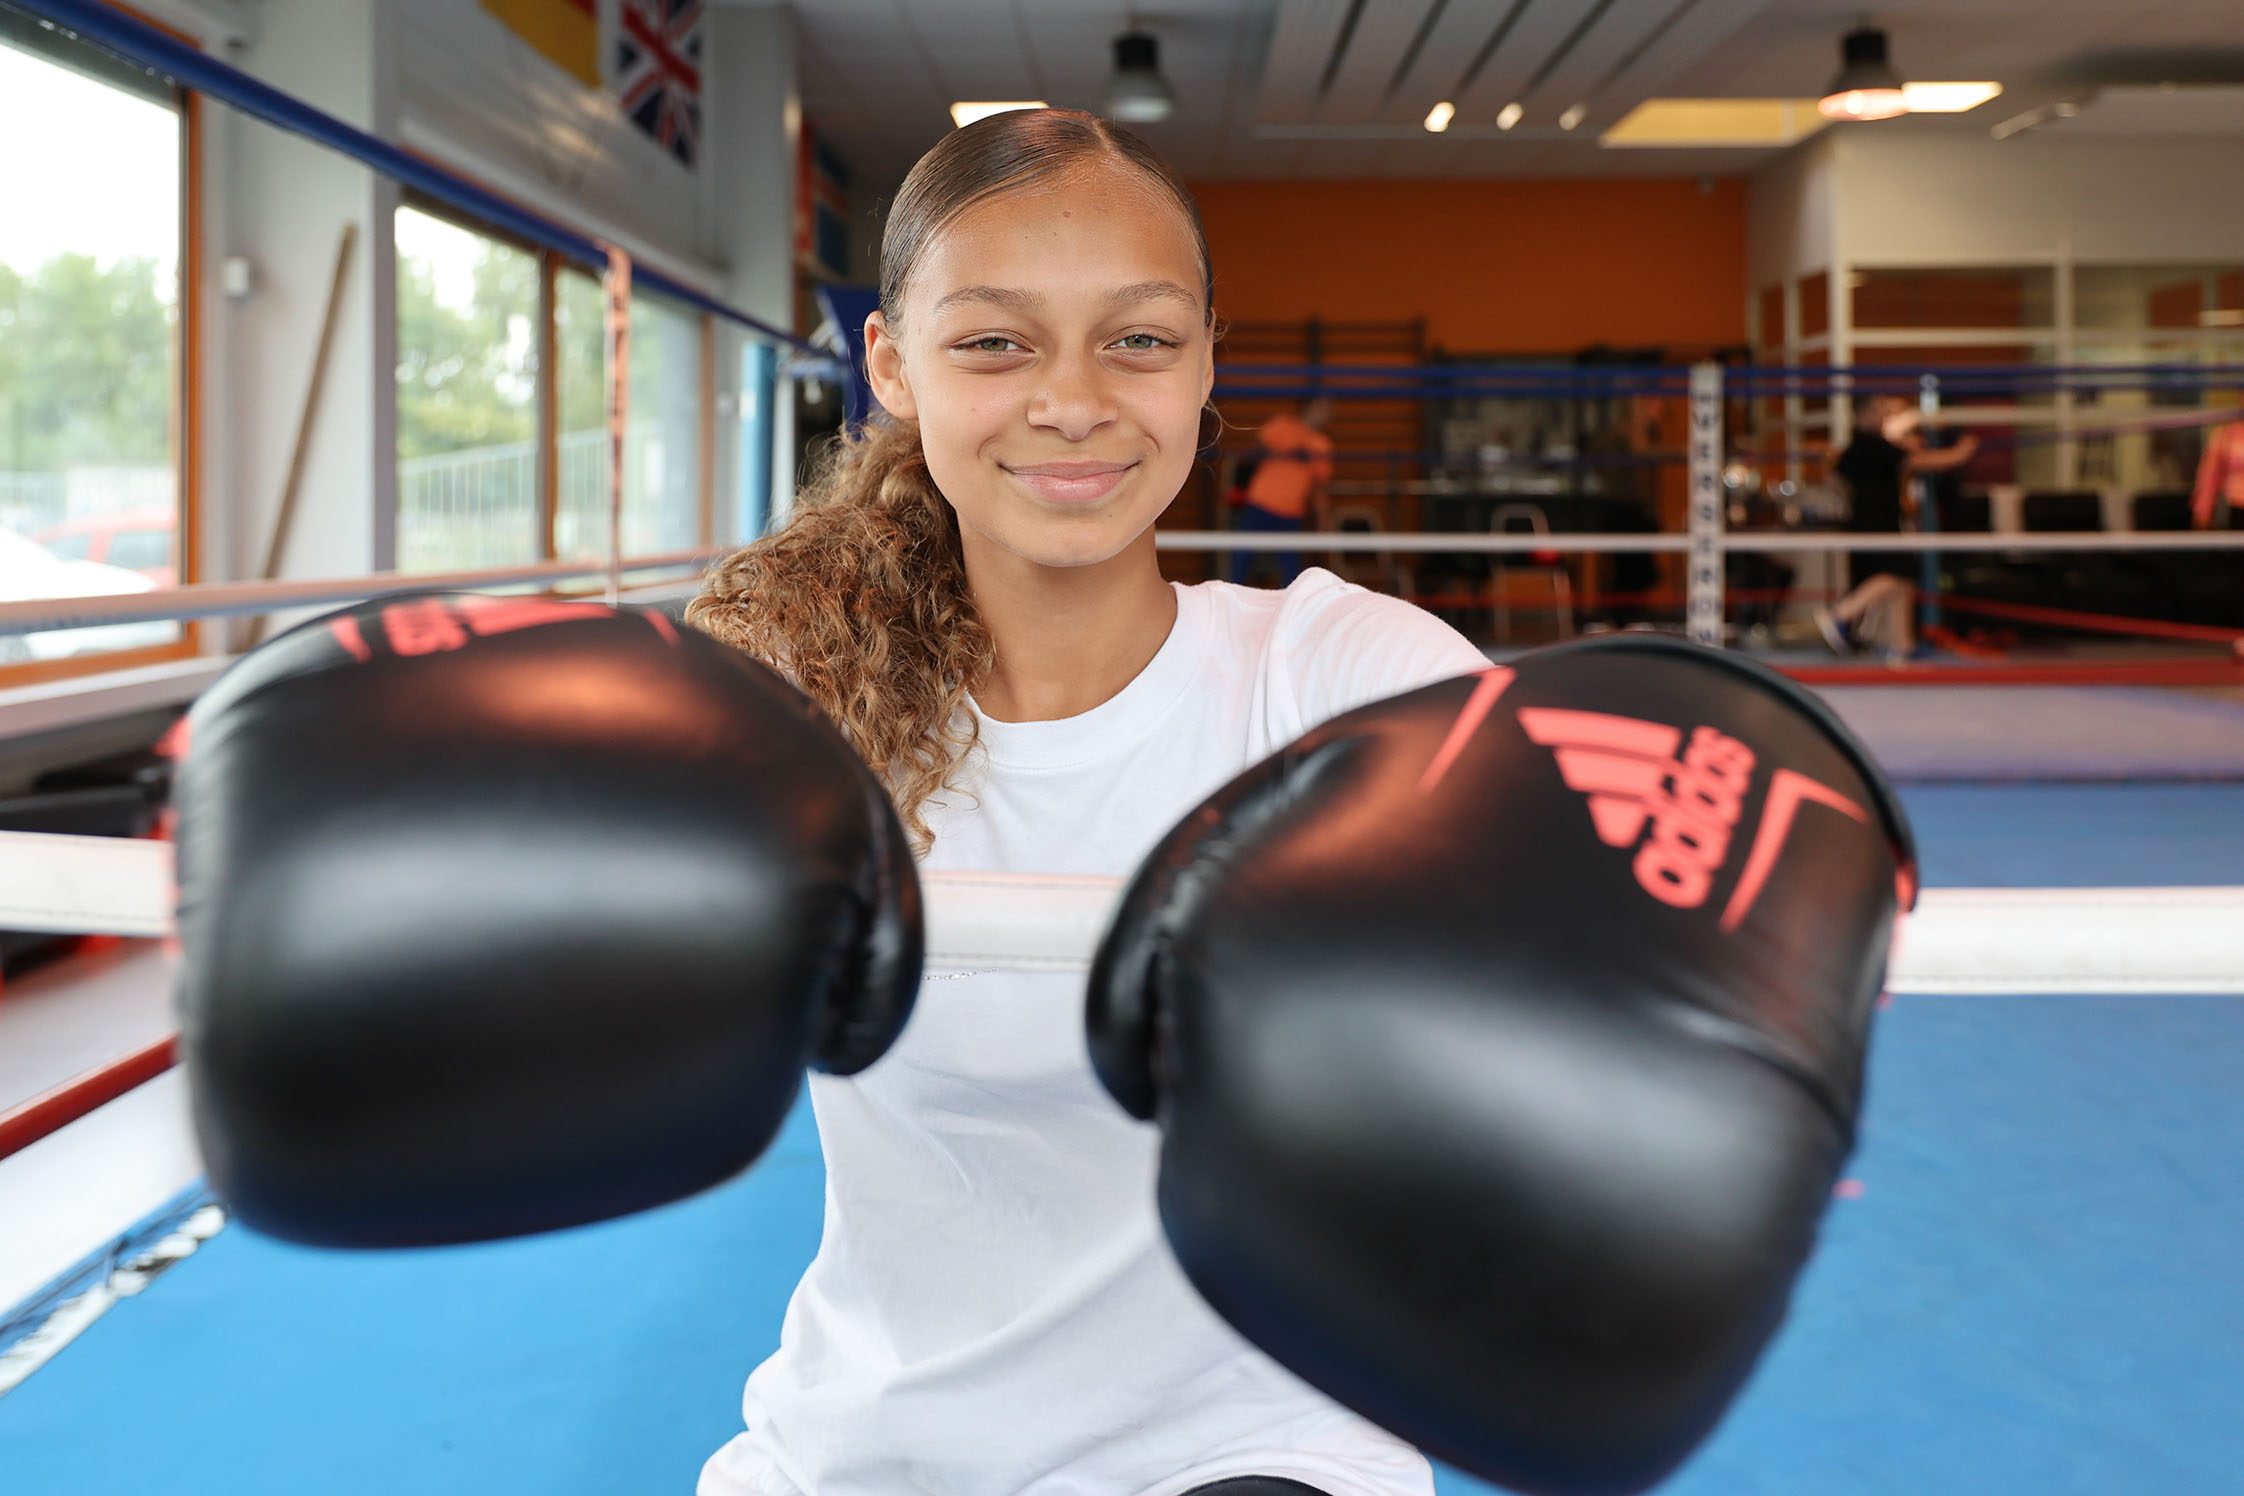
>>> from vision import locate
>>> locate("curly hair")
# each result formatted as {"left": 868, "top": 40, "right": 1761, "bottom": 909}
{"left": 687, "top": 108, "right": 1213, "bottom": 851}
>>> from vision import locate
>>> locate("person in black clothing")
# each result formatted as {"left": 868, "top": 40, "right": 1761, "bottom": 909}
{"left": 1817, "top": 394, "right": 1978, "bottom": 661}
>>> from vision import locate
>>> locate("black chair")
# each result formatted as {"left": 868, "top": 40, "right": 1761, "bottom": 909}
{"left": 2023, "top": 490, "right": 2159, "bottom": 625}
{"left": 2121, "top": 491, "right": 2199, "bottom": 622}
{"left": 2133, "top": 489, "right": 2244, "bottom": 628}
{"left": 1940, "top": 491, "right": 1993, "bottom": 534}
{"left": 2020, "top": 491, "right": 2104, "bottom": 533}
{"left": 1942, "top": 488, "right": 2042, "bottom": 623}
{"left": 2132, "top": 490, "right": 2193, "bottom": 531}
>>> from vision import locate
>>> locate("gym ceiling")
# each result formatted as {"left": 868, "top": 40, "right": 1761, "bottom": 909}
{"left": 765, "top": 0, "right": 2244, "bottom": 186}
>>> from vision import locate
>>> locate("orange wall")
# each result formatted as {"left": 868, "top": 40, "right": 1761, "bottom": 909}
{"left": 1190, "top": 178, "right": 1748, "bottom": 353}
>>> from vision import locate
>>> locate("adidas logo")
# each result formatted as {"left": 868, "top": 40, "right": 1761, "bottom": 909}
{"left": 1517, "top": 706, "right": 1869, "bottom": 932}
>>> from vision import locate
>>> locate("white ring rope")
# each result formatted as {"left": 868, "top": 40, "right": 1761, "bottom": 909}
{"left": 5, "top": 831, "right": 2239, "bottom": 996}
{"left": 1147, "top": 530, "right": 2244, "bottom": 555}
{"left": 10, "top": 531, "right": 2244, "bottom": 636}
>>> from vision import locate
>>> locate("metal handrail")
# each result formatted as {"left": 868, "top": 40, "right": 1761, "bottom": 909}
{"left": 0, "top": 551, "right": 715, "bottom": 634}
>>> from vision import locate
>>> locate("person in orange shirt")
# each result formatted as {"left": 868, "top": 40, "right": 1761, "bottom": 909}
{"left": 1231, "top": 396, "right": 1334, "bottom": 585}
{"left": 2191, "top": 415, "right": 2244, "bottom": 531}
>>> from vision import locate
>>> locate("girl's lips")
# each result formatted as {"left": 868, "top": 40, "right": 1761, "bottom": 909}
{"left": 1004, "top": 462, "right": 1136, "bottom": 504}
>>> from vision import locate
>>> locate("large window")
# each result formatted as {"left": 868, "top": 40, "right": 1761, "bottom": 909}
{"left": 0, "top": 24, "right": 187, "bottom": 671}
{"left": 554, "top": 273, "right": 706, "bottom": 561}
{"left": 626, "top": 291, "right": 706, "bottom": 555}
{"left": 401, "top": 214, "right": 713, "bottom": 575}
{"left": 394, "top": 206, "right": 541, "bottom": 573}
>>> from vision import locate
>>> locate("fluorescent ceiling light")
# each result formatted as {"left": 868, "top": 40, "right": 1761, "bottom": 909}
{"left": 1601, "top": 98, "right": 1828, "bottom": 148}
{"left": 1902, "top": 81, "right": 2002, "bottom": 113}
{"left": 950, "top": 101, "right": 1046, "bottom": 128}
{"left": 1558, "top": 103, "right": 1587, "bottom": 131}
{"left": 1496, "top": 101, "right": 1523, "bottom": 130}
{"left": 1424, "top": 100, "right": 1455, "bottom": 133}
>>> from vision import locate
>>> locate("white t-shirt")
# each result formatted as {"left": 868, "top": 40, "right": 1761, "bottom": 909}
{"left": 700, "top": 570, "right": 1489, "bottom": 1496}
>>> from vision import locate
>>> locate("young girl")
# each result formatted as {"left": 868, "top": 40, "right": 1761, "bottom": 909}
{"left": 688, "top": 108, "right": 1487, "bottom": 1496}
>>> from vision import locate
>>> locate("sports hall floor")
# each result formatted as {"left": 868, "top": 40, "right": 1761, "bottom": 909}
{"left": 2, "top": 681, "right": 2241, "bottom": 1495}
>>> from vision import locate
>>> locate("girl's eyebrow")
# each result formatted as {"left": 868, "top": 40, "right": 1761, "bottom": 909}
{"left": 926, "top": 280, "right": 1201, "bottom": 318}
{"left": 928, "top": 284, "right": 1038, "bottom": 317}
{"left": 1104, "top": 280, "right": 1201, "bottom": 313}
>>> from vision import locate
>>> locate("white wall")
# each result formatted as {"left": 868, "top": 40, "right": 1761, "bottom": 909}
{"left": 1746, "top": 125, "right": 2244, "bottom": 488}
{"left": 707, "top": 3, "right": 802, "bottom": 532}
{"left": 393, "top": 0, "right": 718, "bottom": 278}
{"left": 201, "top": 0, "right": 400, "bottom": 590}
{"left": 1835, "top": 134, "right": 2244, "bottom": 269}
{"left": 1750, "top": 127, "right": 2244, "bottom": 282}
{"left": 178, "top": 0, "right": 804, "bottom": 630}
{"left": 1745, "top": 133, "right": 1835, "bottom": 298}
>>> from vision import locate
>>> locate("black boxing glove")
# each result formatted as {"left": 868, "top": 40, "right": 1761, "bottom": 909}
{"left": 175, "top": 593, "right": 919, "bottom": 1247}
{"left": 1086, "top": 634, "right": 1913, "bottom": 1496}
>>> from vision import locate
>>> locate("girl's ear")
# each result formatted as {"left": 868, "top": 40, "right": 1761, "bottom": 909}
{"left": 864, "top": 311, "right": 918, "bottom": 421}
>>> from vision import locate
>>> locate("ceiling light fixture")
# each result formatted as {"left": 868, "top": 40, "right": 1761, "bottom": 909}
{"left": 1424, "top": 100, "right": 1456, "bottom": 132}
{"left": 949, "top": 101, "right": 1047, "bottom": 128}
{"left": 1818, "top": 26, "right": 1908, "bottom": 121}
{"left": 1496, "top": 101, "right": 1523, "bottom": 130}
{"left": 1104, "top": 31, "right": 1174, "bottom": 124}
{"left": 1558, "top": 102, "right": 1587, "bottom": 131}
{"left": 1901, "top": 81, "right": 2002, "bottom": 113}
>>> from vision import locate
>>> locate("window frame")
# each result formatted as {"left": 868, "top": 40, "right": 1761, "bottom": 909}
{"left": 392, "top": 191, "right": 553, "bottom": 573}
{"left": 393, "top": 193, "right": 718, "bottom": 573}
{"left": 0, "top": 5, "right": 203, "bottom": 689}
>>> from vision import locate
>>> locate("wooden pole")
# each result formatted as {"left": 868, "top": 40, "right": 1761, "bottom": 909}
{"left": 244, "top": 221, "right": 358, "bottom": 647}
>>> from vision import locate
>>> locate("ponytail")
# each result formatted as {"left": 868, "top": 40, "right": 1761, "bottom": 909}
{"left": 687, "top": 418, "right": 991, "bottom": 852}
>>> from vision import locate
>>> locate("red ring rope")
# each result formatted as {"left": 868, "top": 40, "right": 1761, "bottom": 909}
{"left": 1921, "top": 591, "right": 2244, "bottom": 646}
{"left": 0, "top": 1035, "right": 178, "bottom": 1164}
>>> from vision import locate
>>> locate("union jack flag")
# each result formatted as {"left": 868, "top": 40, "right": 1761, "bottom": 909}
{"left": 614, "top": 0, "right": 703, "bottom": 167}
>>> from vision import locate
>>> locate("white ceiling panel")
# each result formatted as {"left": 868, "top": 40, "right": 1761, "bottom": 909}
{"left": 1254, "top": 0, "right": 1357, "bottom": 124}
{"left": 1517, "top": 0, "right": 1699, "bottom": 122}
{"left": 1381, "top": 1, "right": 1535, "bottom": 126}
{"left": 2044, "top": 85, "right": 2244, "bottom": 136}
{"left": 1312, "top": 0, "right": 1445, "bottom": 123}
{"left": 1448, "top": 0, "right": 1623, "bottom": 121}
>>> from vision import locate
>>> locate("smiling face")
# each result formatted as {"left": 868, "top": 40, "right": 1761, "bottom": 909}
{"left": 862, "top": 163, "right": 1214, "bottom": 576}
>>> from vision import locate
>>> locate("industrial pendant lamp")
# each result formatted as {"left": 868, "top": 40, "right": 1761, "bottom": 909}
{"left": 1819, "top": 26, "right": 1908, "bottom": 121}
{"left": 1105, "top": 31, "right": 1175, "bottom": 124}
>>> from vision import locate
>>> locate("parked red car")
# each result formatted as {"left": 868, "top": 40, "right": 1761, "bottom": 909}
{"left": 36, "top": 507, "right": 177, "bottom": 586}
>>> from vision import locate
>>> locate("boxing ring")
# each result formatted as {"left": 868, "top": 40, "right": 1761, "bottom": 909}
{"left": 4, "top": 2, "right": 2244, "bottom": 1488}
{"left": 4, "top": 775, "right": 2244, "bottom": 1495}
{"left": 7, "top": 380, "right": 2244, "bottom": 1489}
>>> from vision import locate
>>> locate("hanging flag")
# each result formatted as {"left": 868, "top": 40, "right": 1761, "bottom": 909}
{"left": 614, "top": 0, "right": 704, "bottom": 168}
{"left": 480, "top": 0, "right": 600, "bottom": 88}
{"left": 795, "top": 124, "right": 853, "bottom": 276}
